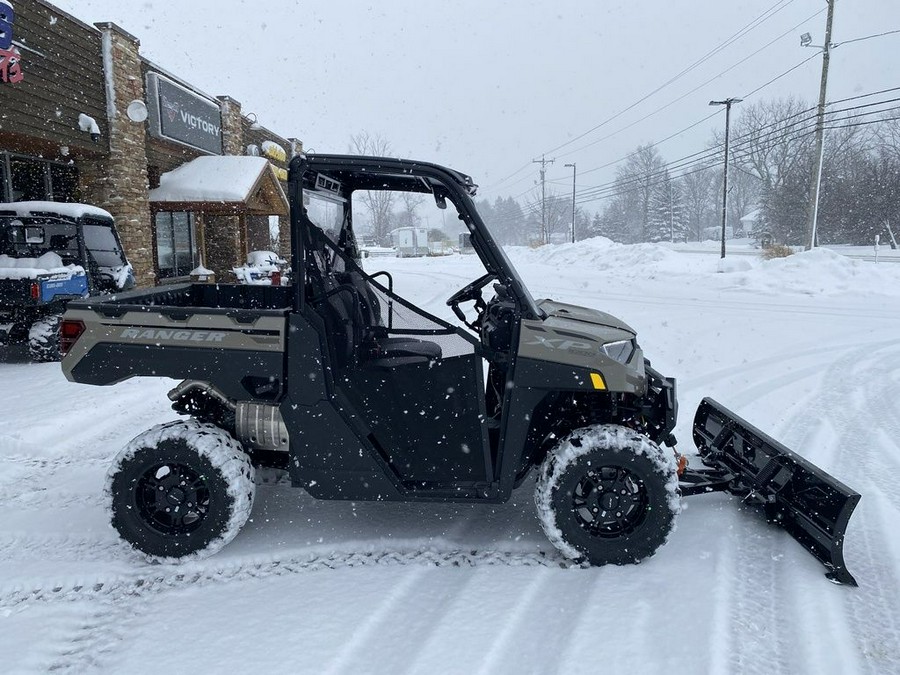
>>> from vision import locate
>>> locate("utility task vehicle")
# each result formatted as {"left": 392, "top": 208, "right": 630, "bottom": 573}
{"left": 0, "top": 202, "right": 133, "bottom": 361}
{"left": 61, "top": 155, "right": 859, "bottom": 584}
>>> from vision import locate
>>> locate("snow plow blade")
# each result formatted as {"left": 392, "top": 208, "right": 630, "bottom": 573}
{"left": 690, "top": 397, "right": 860, "bottom": 586}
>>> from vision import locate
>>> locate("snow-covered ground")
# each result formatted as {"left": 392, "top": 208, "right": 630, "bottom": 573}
{"left": 2, "top": 239, "right": 899, "bottom": 674}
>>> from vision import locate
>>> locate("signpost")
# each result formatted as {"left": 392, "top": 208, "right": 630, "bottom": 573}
{"left": 146, "top": 73, "right": 223, "bottom": 154}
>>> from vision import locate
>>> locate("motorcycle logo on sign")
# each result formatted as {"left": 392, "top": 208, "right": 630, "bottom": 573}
{"left": 0, "top": 1, "right": 23, "bottom": 84}
{"left": 161, "top": 94, "right": 180, "bottom": 123}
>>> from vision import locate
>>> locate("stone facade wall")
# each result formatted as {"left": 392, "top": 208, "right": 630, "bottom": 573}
{"left": 204, "top": 214, "right": 245, "bottom": 280}
{"left": 90, "top": 23, "right": 155, "bottom": 286}
{"left": 206, "top": 96, "right": 247, "bottom": 279}
{"left": 6, "top": 4, "right": 302, "bottom": 287}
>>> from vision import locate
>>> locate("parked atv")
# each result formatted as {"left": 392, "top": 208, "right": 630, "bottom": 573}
{"left": 60, "top": 155, "right": 859, "bottom": 584}
{"left": 0, "top": 202, "right": 133, "bottom": 361}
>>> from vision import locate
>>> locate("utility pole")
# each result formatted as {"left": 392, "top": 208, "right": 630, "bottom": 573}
{"left": 533, "top": 155, "right": 554, "bottom": 244}
{"left": 709, "top": 97, "right": 742, "bottom": 259}
{"left": 669, "top": 181, "right": 674, "bottom": 243}
{"left": 805, "top": 0, "right": 836, "bottom": 250}
{"left": 564, "top": 163, "right": 576, "bottom": 243}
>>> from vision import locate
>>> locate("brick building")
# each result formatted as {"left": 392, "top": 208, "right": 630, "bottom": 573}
{"left": 0, "top": 0, "right": 298, "bottom": 285}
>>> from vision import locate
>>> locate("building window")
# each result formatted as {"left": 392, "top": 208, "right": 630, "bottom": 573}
{"left": 0, "top": 153, "right": 79, "bottom": 203}
{"left": 155, "top": 211, "right": 197, "bottom": 278}
{"left": 0, "top": 157, "right": 7, "bottom": 202}
{"left": 10, "top": 157, "right": 47, "bottom": 201}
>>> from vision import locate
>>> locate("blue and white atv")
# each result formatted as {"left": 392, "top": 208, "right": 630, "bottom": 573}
{"left": 0, "top": 202, "right": 133, "bottom": 361}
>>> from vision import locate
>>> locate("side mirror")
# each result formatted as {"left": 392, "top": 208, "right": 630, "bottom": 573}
{"left": 434, "top": 193, "right": 447, "bottom": 210}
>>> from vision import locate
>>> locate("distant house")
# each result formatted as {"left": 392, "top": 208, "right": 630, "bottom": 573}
{"left": 739, "top": 209, "right": 762, "bottom": 238}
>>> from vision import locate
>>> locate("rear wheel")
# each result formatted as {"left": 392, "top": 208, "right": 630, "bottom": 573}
{"left": 107, "top": 419, "right": 255, "bottom": 561}
{"left": 28, "top": 314, "right": 62, "bottom": 362}
{"left": 535, "top": 424, "right": 680, "bottom": 566}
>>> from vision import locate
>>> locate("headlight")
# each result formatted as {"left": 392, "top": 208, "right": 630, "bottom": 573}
{"left": 601, "top": 339, "right": 634, "bottom": 364}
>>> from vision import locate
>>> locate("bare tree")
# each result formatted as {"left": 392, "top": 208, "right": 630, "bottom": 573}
{"left": 525, "top": 189, "right": 571, "bottom": 243}
{"left": 349, "top": 132, "right": 396, "bottom": 245}
{"left": 679, "top": 167, "right": 716, "bottom": 242}
{"left": 725, "top": 166, "right": 761, "bottom": 236}
{"left": 396, "top": 192, "right": 424, "bottom": 228}
{"left": 725, "top": 97, "right": 814, "bottom": 194}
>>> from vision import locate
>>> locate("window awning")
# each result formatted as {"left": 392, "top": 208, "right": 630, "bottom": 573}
{"left": 149, "top": 156, "right": 288, "bottom": 216}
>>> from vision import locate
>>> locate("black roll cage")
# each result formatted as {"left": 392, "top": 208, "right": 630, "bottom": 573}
{"left": 287, "top": 154, "right": 542, "bottom": 321}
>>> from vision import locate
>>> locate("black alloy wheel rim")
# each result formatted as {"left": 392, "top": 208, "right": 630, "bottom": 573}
{"left": 135, "top": 462, "right": 211, "bottom": 535}
{"left": 572, "top": 465, "right": 649, "bottom": 538}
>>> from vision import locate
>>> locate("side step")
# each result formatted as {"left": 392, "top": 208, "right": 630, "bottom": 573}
{"left": 688, "top": 397, "right": 860, "bottom": 586}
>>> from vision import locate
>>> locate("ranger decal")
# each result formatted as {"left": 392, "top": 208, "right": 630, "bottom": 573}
{"left": 120, "top": 328, "right": 226, "bottom": 342}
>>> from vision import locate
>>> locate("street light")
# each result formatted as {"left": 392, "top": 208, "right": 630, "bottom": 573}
{"left": 709, "top": 97, "right": 742, "bottom": 259}
{"left": 564, "top": 163, "right": 576, "bottom": 243}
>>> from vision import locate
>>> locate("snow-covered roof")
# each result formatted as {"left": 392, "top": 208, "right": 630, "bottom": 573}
{"left": 149, "top": 156, "right": 282, "bottom": 205}
{"left": 0, "top": 201, "right": 114, "bottom": 221}
{"left": 740, "top": 208, "right": 762, "bottom": 223}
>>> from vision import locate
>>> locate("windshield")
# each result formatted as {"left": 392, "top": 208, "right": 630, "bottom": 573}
{"left": 82, "top": 220, "right": 127, "bottom": 267}
{"left": 463, "top": 195, "right": 544, "bottom": 319}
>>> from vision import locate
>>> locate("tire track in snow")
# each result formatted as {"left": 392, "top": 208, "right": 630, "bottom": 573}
{"left": 0, "top": 535, "right": 122, "bottom": 563}
{"left": 840, "top": 493, "right": 900, "bottom": 674}
{"left": 321, "top": 564, "right": 432, "bottom": 675}
{"left": 0, "top": 405, "right": 177, "bottom": 514}
{"left": 317, "top": 505, "right": 520, "bottom": 674}
{"left": 685, "top": 341, "right": 859, "bottom": 390}
{"left": 827, "top": 346, "right": 900, "bottom": 673}
{"left": 474, "top": 567, "right": 552, "bottom": 675}
{"left": 2, "top": 547, "right": 577, "bottom": 673}
{"left": 742, "top": 340, "right": 900, "bottom": 673}
{"left": 0, "top": 548, "right": 579, "bottom": 610}
{"left": 0, "top": 490, "right": 105, "bottom": 511}
{"left": 724, "top": 517, "right": 793, "bottom": 675}
{"left": 42, "top": 597, "right": 138, "bottom": 674}
{"left": 716, "top": 341, "right": 887, "bottom": 675}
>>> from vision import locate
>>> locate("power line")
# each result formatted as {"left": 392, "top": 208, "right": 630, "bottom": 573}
{"left": 823, "top": 113, "right": 900, "bottom": 132}
{"left": 741, "top": 51, "right": 819, "bottom": 98}
{"left": 538, "top": 0, "right": 799, "bottom": 157}
{"left": 565, "top": 84, "right": 900, "bottom": 188}
{"left": 553, "top": 5, "right": 826, "bottom": 162}
{"left": 510, "top": 89, "right": 900, "bottom": 209}
{"left": 573, "top": 100, "right": 900, "bottom": 205}
{"left": 833, "top": 28, "right": 900, "bottom": 47}
{"left": 574, "top": 109, "right": 825, "bottom": 201}
{"left": 495, "top": 27, "right": 826, "bottom": 199}
{"left": 488, "top": 5, "right": 837, "bottom": 199}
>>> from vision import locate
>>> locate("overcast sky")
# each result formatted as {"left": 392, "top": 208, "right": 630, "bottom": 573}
{"left": 51, "top": 0, "right": 900, "bottom": 209}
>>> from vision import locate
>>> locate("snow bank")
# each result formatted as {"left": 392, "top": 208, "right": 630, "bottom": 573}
{"left": 722, "top": 248, "right": 900, "bottom": 297}
{"left": 508, "top": 237, "right": 690, "bottom": 278}
{"left": 0, "top": 253, "right": 85, "bottom": 280}
{"left": 507, "top": 238, "right": 900, "bottom": 298}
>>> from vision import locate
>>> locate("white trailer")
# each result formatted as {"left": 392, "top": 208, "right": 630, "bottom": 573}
{"left": 391, "top": 227, "right": 428, "bottom": 257}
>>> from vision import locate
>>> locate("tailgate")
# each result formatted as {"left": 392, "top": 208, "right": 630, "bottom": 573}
{"left": 61, "top": 302, "right": 289, "bottom": 401}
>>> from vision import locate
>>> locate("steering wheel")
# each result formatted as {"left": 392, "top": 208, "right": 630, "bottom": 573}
{"left": 446, "top": 273, "right": 495, "bottom": 328}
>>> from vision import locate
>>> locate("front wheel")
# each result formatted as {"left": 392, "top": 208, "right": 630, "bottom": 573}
{"left": 107, "top": 419, "right": 255, "bottom": 561}
{"left": 535, "top": 424, "right": 681, "bottom": 566}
